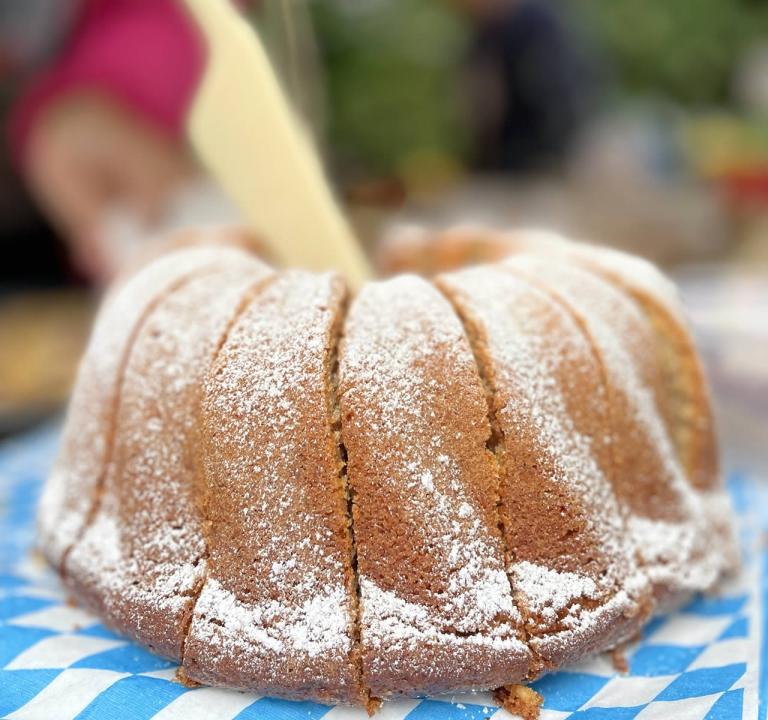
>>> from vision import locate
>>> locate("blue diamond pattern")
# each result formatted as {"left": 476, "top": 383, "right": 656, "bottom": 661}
{"left": 0, "top": 426, "right": 763, "bottom": 719}
{"left": 531, "top": 673, "right": 610, "bottom": 712}
{"left": 654, "top": 664, "right": 746, "bottom": 702}
{"left": 629, "top": 645, "right": 704, "bottom": 676}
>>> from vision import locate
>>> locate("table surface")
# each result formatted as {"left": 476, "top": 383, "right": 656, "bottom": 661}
{"left": 0, "top": 426, "right": 765, "bottom": 720}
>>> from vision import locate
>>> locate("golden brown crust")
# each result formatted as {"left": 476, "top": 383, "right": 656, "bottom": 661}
{"left": 339, "top": 275, "right": 529, "bottom": 698}
{"left": 63, "top": 259, "right": 271, "bottom": 659}
{"left": 182, "top": 271, "right": 364, "bottom": 704}
{"left": 42, "top": 230, "right": 737, "bottom": 707}
{"left": 437, "top": 267, "right": 651, "bottom": 671}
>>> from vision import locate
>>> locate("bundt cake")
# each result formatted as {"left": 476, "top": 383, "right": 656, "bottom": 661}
{"left": 38, "top": 226, "right": 737, "bottom": 710}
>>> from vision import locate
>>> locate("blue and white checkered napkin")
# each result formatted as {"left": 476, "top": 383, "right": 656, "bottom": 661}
{"left": 0, "top": 426, "right": 764, "bottom": 720}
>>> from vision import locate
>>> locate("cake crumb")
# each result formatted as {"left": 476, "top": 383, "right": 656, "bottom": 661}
{"left": 365, "top": 695, "right": 383, "bottom": 716}
{"left": 493, "top": 684, "right": 543, "bottom": 720}
{"left": 175, "top": 667, "right": 202, "bottom": 688}
{"left": 610, "top": 646, "right": 629, "bottom": 673}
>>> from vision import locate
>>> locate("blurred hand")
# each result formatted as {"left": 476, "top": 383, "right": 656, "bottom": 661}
{"left": 25, "top": 91, "right": 197, "bottom": 284}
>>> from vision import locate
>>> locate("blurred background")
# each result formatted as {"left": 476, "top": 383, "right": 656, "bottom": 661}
{"left": 0, "top": 0, "right": 765, "bottom": 467}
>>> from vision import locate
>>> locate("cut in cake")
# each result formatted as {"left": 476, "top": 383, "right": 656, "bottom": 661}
{"left": 183, "top": 270, "right": 364, "bottom": 704}
{"left": 436, "top": 267, "right": 650, "bottom": 669}
{"left": 39, "top": 231, "right": 268, "bottom": 572}
{"left": 39, "top": 226, "right": 737, "bottom": 709}
{"left": 339, "top": 275, "right": 528, "bottom": 697}
{"left": 65, "top": 262, "right": 271, "bottom": 659}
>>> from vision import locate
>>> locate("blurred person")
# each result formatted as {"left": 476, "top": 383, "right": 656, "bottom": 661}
{"left": 454, "top": 0, "right": 597, "bottom": 174}
{"left": 1, "top": 0, "right": 204, "bottom": 285}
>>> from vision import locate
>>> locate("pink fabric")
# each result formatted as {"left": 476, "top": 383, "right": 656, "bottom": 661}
{"left": 8, "top": 0, "right": 205, "bottom": 168}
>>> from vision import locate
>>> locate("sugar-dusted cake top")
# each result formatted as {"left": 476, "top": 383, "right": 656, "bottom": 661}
{"left": 39, "top": 228, "right": 737, "bottom": 708}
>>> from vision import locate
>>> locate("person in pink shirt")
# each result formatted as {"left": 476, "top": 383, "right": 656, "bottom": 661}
{"left": 5, "top": 0, "right": 205, "bottom": 283}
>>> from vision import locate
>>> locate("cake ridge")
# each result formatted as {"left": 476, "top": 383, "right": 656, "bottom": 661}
{"left": 339, "top": 274, "right": 530, "bottom": 697}
{"left": 328, "top": 285, "right": 374, "bottom": 709}
{"left": 436, "top": 264, "right": 649, "bottom": 669}
{"left": 601, "top": 277, "right": 717, "bottom": 492}
{"left": 496, "top": 261, "right": 632, "bottom": 534}
{"left": 178, "top": 271, "right": 280, "bottom": 671}
{"left": 431, "top": 278, "right": 535, "bottom": 654}
{"left": 64, "top": 260, "right": 275, "bottom": 659}
{"left": 181, "top": 270, "right": 364, "bottom": 702}
{"left": 504, "top": 230, "right": 718, "bottom": 493}
{"left": 59, "top": 266, "right": 218, "bottom": 581}
{"left": 501, "top": 256, "right": 715, "bottom": 602}
{"left": 38, "top": 241, "right": 269, "bottom": 574}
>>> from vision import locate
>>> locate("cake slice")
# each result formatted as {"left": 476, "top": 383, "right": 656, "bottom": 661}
{"left": 39, "top": 240, "right": 259, "bottom": 572}
{"left": 505, "top": 255, "right": 720, "bottom": 605}
{"left": 182, "top": 271, "right": 366, "bottom": 705}
{"left": 338, "top": 275, "right": 530, "bottom": 698}
{"left": 64, "top": 258, "right": 271, "bottom": 659}
{"left": 504, "top": 229, "right": 719, "bottom": 493}
{"left": 569, "top": 246, "right": 738, "bottom": 576}
{"left": 436, "top": 267, "right": 650, "bottom": 670}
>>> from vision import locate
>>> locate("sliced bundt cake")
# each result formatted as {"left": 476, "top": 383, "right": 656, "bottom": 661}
{"left": 38, "top": 228, "right": 737, "bottom": 709}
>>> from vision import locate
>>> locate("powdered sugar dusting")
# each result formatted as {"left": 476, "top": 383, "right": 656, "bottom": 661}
{"left": 359, "top": 576, "right": 526, "bottom": 653}
{"left": 439, "top": 265, "right": 644, "bottom": 649}
{"left": 510, "top": 562, "right": 598, "bottom": 620}
{"left": 70, "top": 512, "right": 204, "bottom": 622}
{"left": 505, "top": 255, "right": 717, "bottom": 597}
{"left": 529, "top": 585, "right": 636, "bottom": 659}
{"left": 193, "top": 579, "right": 351, "bottom": 659}
{"left": 628, "top": 516, "right": 718, "bottom": 592}
{"left": 39, "top": 246, "right": 268, "bottom": 569}
{"left": 340, "top": 274, "right": 526, "bottom": 680}
{"left": 65, "top": 262, "right": 270, "bottom": 654}
{"left": 184, "top": 271, "right": 359, "bottom": 696}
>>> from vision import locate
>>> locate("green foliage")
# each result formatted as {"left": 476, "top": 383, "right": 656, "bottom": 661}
{"left": 311, "top": 0, "right": 468, "bottom": 177}
{"left": 581, "top": 0, "right": 768, "bottom": 104}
